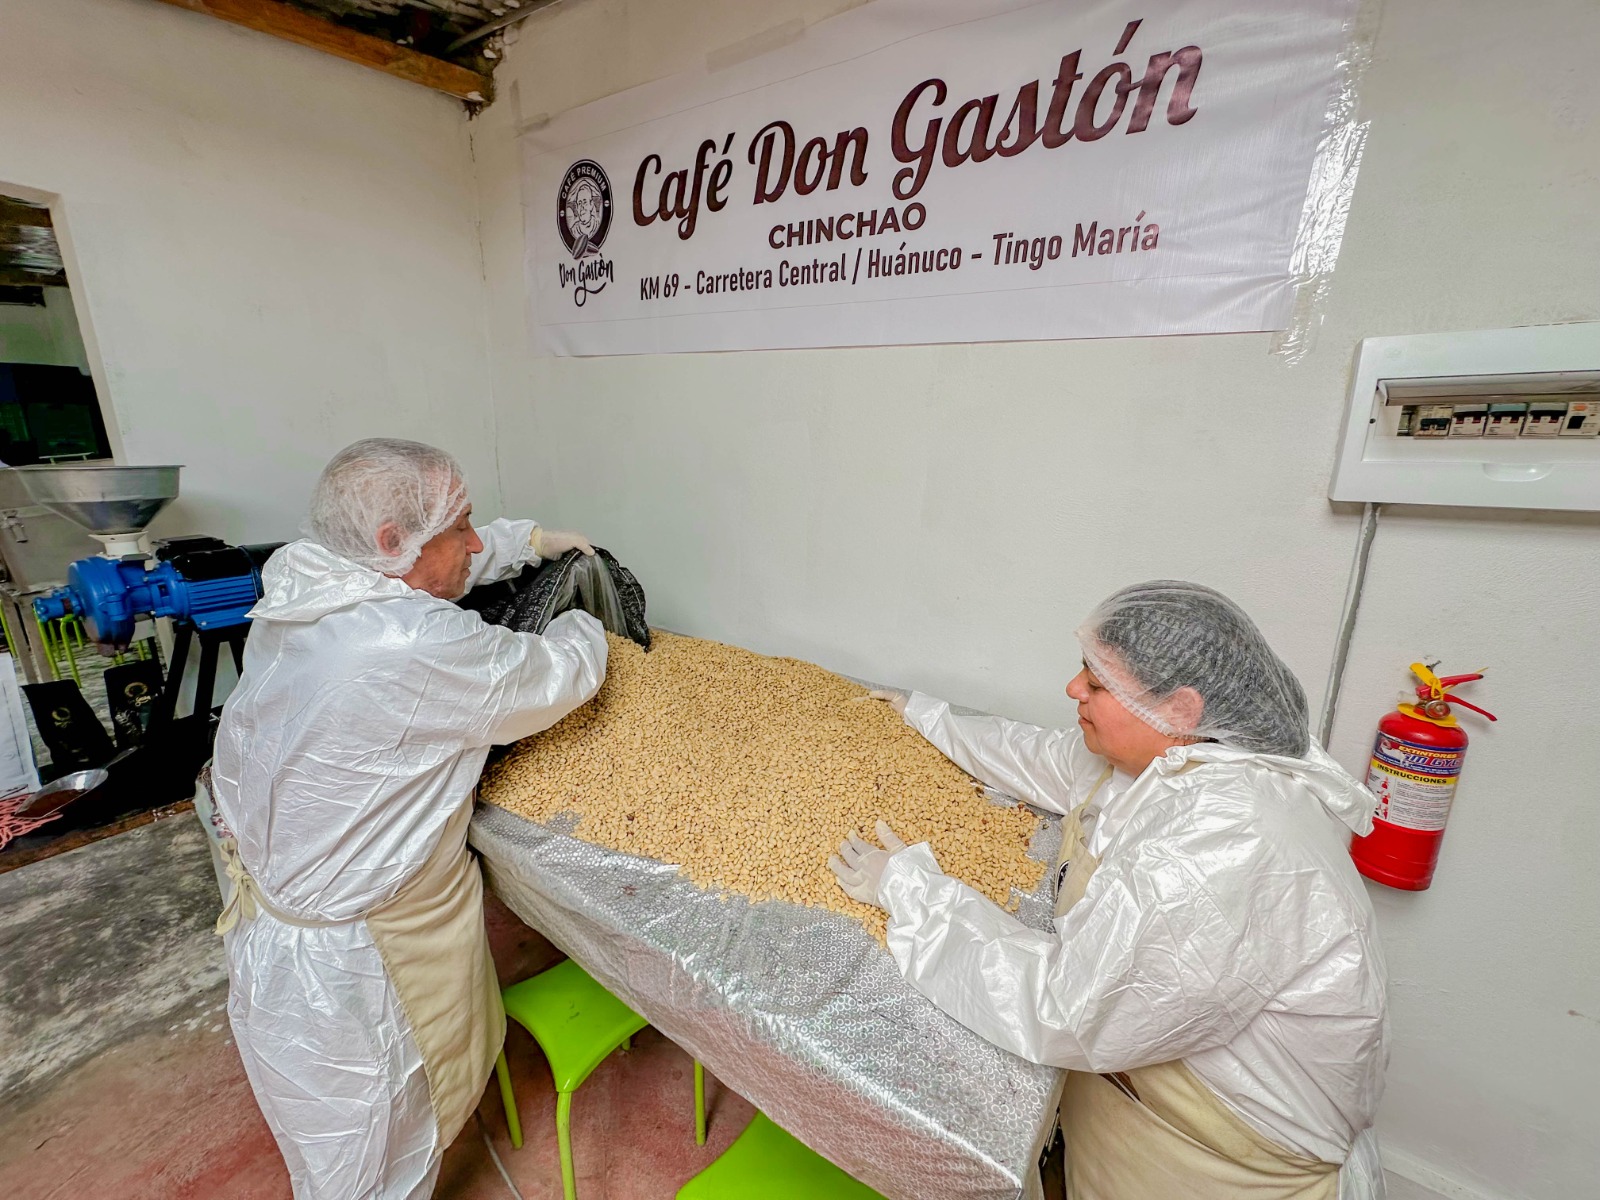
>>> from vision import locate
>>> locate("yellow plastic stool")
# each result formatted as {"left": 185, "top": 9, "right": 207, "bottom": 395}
{"left": 498, "top": 959, "right": 707, "bottom": 1200}
{"left": 33, "top": 612, "right": 61, "bottom": 681}
{"left": 34, "top": 614, "right": 87, "bottom": 686}
{"left": 0, "top": 600, "right": 17, "bottom": 658}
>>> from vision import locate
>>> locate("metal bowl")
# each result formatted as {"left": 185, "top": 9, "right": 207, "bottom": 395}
{"left": 18, "top": 767, "right": 110, "bottom": 817}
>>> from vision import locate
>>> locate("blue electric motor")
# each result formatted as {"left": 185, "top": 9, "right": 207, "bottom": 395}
{"left": 35, "top": 536, "right": 282, "bottom": 647}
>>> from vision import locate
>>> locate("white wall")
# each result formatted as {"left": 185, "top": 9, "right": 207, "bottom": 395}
{"left": 0, "top": 0, "right": 499, "bottom": 544}
{"left": 0, "top": 287, "right": 91, "bottom": 370}
{"left": 473, "top": 2, "right": 1600, "bottom": 1198}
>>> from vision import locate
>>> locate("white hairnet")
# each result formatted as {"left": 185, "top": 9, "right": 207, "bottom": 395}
{"left": 1077, "top": 580, "right": 1310, "bottom": 757}
{"left": 306, "top": 438, "right": 468, "bottom": 575}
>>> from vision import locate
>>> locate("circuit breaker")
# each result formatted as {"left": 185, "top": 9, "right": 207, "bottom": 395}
{"left": 1329, "top": 324, "right": 1600, "bottom": 511}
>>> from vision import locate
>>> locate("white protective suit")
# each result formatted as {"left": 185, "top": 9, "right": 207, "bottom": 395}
{"left": 210, "top": 517, "right": 607, "bottom": 1200}
{"left": 879, "top": 693, "right": 1389, "bottom": 1200}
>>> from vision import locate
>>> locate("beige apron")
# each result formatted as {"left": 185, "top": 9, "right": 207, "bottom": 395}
{"left": 1053, "top": 773, "right": 1339, "bottom": 1200}
{"left": 212, "top": 792, "right": 504, "bottom": 1150}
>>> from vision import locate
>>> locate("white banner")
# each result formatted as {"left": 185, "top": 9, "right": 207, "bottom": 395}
{"left": 522, "top": 0, "right": 1355, "bottom": 356}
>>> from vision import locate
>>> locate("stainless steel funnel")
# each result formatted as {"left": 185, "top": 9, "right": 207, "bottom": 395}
{"left": 13, "top": 464, "right": 180, "bottom": 533}
{"left": 13, "top": 464, "right": 181, "bottom": 556}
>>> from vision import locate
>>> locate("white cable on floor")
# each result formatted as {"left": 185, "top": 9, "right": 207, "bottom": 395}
{"left": 476, "top": 1110, "right": 528, "bottom": 1200}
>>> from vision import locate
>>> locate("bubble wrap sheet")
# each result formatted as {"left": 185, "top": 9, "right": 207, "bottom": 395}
{"left": 471, "top": 799, "right": 1064, "bottom": 1200}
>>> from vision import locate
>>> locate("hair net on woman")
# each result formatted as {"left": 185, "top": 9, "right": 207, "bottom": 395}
{"left": 1077, "top": 580, "right": 1310, "bottom": 757}
{"left": 307, "top": 437, "right": 469, "bottom": 575}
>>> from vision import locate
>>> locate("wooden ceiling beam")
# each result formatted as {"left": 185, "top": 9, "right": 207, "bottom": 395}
{"left": 0, "top": 266, "right": 68, "bottom": 288}
{"left": 0, "top": 199, "right": 52, "bottom": 229}
{"left": 152, "top": 0, "right": 492, "bottom": 102}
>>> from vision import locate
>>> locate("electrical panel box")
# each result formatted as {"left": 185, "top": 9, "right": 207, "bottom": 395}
{"left": 1330, "top": 323, "right": 1600, "bottom": 511}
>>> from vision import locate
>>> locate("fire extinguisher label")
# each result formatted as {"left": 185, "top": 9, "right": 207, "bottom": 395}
{"left": 1366, "top": 734, "right": 1463, "bottom": 831}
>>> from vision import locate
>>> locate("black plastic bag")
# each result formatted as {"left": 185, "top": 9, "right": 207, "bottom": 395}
{"left": 459, "top": 546, "right": 650, "bottom": 649}
{"left": 104, "top": 660, "right": 164, "bottom": 750}
{"left": 23, "top": 680, "right": 115, "bottom": 772}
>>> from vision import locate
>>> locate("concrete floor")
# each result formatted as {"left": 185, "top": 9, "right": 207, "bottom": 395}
{"left": 0, "top": 811, "right": 753, "bottom": 1199}
{"left": 0, "top": 1016, "right": 753, "bottom": 1199}
{"left": 0, "top": 809, "right": 227, "bottom": 1099}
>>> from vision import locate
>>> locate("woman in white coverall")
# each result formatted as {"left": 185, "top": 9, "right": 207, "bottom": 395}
{"left": 204, "top": 438, "right": 609, "bottom": 1199}
{"left": 831, "top": 581, "right": 1388, "bottom": 1200}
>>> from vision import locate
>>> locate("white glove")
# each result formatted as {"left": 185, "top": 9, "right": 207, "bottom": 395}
{"left": 858, "top": 687, "right": 910, "bottom": 715}
{"left": 828, "top": 820, "right": 909, "bottom": 909}
{"left": 531, "top": 527, "right": 596, "bottom": 558}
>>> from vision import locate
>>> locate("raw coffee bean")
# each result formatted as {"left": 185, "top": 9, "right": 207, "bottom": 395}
{"left": 482, "top": 632, "right": 1044, "bottom": 943}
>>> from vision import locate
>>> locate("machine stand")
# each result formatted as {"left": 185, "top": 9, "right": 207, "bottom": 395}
{"left": 153, "top": 621, "right": 248, "bottom": 742}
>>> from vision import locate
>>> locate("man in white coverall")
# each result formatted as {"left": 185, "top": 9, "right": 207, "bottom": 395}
{"left": 203, "top": 438, "right": 609, "bottom": 1199}
{"left": 831, "top": 581, "right": 1389, "bottom": 1200}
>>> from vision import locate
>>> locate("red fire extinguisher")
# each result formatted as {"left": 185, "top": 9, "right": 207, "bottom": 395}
{"left": 1350, "top": 663, "right": 1496, "bottom": 891}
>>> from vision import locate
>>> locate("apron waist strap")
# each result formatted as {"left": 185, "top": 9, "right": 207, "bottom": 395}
{"left": 214, "top": 837, "right": 356, "bottom": 934}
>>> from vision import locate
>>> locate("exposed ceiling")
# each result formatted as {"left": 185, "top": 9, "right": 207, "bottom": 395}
{"left": 154, "top": 0, "right": 560, "bottom": 104}
{"left": 286, "top": 1, "right": 505, "bottom": 57}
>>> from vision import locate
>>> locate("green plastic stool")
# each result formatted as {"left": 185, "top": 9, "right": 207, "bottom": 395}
{"left": 497, "top": 959, "right": 704, "bottom": 1200}
{"left": 676, "top": 1112, "right": 886, "bottom": 1200}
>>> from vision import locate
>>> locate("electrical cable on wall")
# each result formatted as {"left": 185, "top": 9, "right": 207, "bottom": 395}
{"left": 1318, "top": 501, "right": 1381, "bottom": 748}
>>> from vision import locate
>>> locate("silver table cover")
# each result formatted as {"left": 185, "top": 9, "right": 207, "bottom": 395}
{"left": 471, "top": 795, "right": 1065, "bottom": 1200}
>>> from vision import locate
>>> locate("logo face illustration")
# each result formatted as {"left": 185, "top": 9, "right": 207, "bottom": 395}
{"left": 557, "top": 160, "right": 613, "bottom": 259}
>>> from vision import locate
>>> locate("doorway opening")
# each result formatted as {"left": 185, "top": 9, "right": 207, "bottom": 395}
{"left": 0, "top": 188, "right": 178, "bottom": 871}
{"left": 0, "top": 192, "right": 113, "bottom": 465}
